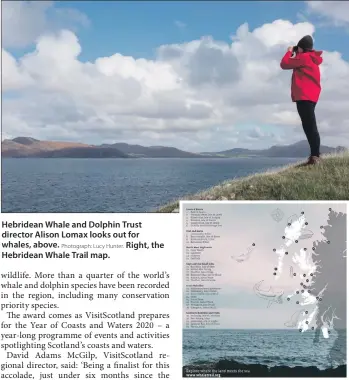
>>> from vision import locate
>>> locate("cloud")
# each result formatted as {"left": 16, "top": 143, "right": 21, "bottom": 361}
{"left": 2, "top": 15, "right": 349, "bottom": 151}
{"left": 2, "top": 1, "right": 52, "bottom": 48}
{"left": 174, "top": 20, "right": 186, "bottom": 29}
{"left": 2, "top": 0, "right": 89, "bottom": 49}
{"left": 54, "top": 7, "right": 90, "bottom": 28}
{"left": 246, "top": 127, "right": 275, "bottom": 141}
{"left": 306, "top": 1, "right": 349, "bottom": 28}
{"left": 1, "top": 49, "right": 34, "bottom": 90}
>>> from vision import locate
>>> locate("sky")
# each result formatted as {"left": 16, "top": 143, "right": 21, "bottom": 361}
{"left": 2, "top": 1, "right": 349, "bottom": 152}
{"left": 182, "top": 202, "right": 347, "bottom": 329}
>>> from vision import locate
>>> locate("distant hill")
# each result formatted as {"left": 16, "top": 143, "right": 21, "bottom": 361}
{"left": 204, "top": 140, "right": 347, "bottom": 158}
{"left": 2, "top": 138, "right": 203, "bottom": 158}
{"left": 2, "top": 137, "right": 347, "bottom": 159}
{"left": 35, "top": 147, "right": 128, "bottom": 158}
{"left": 1, "top": 137, "right": 94, "bottom": 158}
{"left": 12, "top": 137, "right": 40, "bottom": 145}
{"left": 102, "top": 142, "right": 203, "bottom": 158}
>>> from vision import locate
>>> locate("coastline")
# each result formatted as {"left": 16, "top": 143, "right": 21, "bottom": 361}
{"left": 157, "top": 152, "right": 349, "bottom": 212}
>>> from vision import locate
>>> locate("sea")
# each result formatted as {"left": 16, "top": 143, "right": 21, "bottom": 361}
{"left": 2, "top": 157, "right": 300, "bottom": 213}
{"left": 183, "top": 329, "right": 347, "bottom": 370}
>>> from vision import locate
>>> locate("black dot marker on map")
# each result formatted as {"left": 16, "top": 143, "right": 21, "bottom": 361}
{"left": 296, "top": 291, "right": 299, "bottom": 294}
{"left": 304, "top": 248, "right": 307, "bottom": 251}
{"left": 305, "top": 222, "right": 308, "bottom": 225}
{"left": 296, "top": 301, "right": 299, "bottom": 304}
{"left": 285, "top": 252, "right": 288, "bottom": 255}
{"left": 327, "top": 241, "right": 330, "bottom": 244}
{"left": 306, "top": 279, "right": 309, "bottom": 282}
{"left": 320, "top": 226, "right": 323, "bottom": 229}
{"left": 274, "top": 267, "right": 277, "bottom": 271}
{"left": 316, "top": 296, "right": 319, "bottom": 300}
{"left": 299, "top": 329, "right": 302, "bottom": 332}
{"left": 273, "top": 248, "right": 276, "bottom": 252}
{"left": 305, "top": 311, "right": 308, "bottom": 314}
{"left": 319, "top": 298, "right": 322, "bottom": 301}
{"left": 329, "top": 208, "right": 332, "bottom": 211}
{"left": 295, "top": 240, "right": 298, "bottom": 243}
{"left": 300, "top": 282, "right": 303, "bottom": 285}
{"left": 287, "top": 298, "right": 290, "bottom": 301}
{"left": 273, "top": 273, "right": 277, "bottom": 276}
{"left": 310, "top": 273, "right": 313, "bottom": 276}
{"left": 312, "top": 247, "right": 315, "bottom": 250}
{"left": 301, "top": 211, "right": 304, "bottom": 214}
{"left": 306, "top": 321, "right": 309, "bottom": 324}
{"left": 301, "top": 290, "right": 304, "bottom": 293}
{"left": 311, "top": 327, "right": 315, "bottom": 330}
{"left": 303, "top": 274, "right": 306, "bottom": 277}
{"left": 293, "top": 273, "right": 296, "bottom": 276}
{"left": 252, "top": 243, "right": 255, "bottom": 246}
{"left": 288, "top": 223, "right": 291, "bottom": 226}
{"left": 303, "top": 285, "right": 307, "bottom": 289}
{"left": 282, "top": 236, "right": 285, "bottom": 239}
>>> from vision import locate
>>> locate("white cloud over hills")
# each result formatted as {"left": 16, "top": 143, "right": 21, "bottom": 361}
{"left": 2, "top": 2, "right": 349, "bottom": 151}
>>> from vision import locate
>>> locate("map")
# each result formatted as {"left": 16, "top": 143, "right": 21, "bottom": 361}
{"left": 182, "top": 202, "right": 347, "bottom": 377}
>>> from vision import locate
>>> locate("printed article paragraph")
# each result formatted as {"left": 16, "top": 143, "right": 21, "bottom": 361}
{"left": 0, "top": 214, "right": 182, "bottom": 380}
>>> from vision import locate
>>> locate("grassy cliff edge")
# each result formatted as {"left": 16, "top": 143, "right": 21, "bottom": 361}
{"left": 157, "top": 152, "right": 349, "bottom": 213}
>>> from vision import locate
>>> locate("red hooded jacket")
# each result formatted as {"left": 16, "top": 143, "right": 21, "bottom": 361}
{"left": 280, "top": 50, "right": 323, "bottom": 102}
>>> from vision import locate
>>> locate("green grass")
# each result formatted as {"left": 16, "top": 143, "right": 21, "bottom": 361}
{"left": 156, "top": 152, "right": 349, "bottom": 213}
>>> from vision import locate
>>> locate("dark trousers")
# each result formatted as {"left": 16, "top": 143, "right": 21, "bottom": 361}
{"left": 296, "top": 100, "right": 320, "bottom": 157}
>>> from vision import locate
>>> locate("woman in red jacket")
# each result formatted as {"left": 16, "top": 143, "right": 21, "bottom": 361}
{"left": 280, "top": 35, "right": 323, "bottom": 165}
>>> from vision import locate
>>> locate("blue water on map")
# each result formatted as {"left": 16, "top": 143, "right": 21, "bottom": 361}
{"left": 183, "top": 329, "right": 347, "bottom": 369}
{"left": 2, "top": 157, "right": 299, "bottom": 213}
